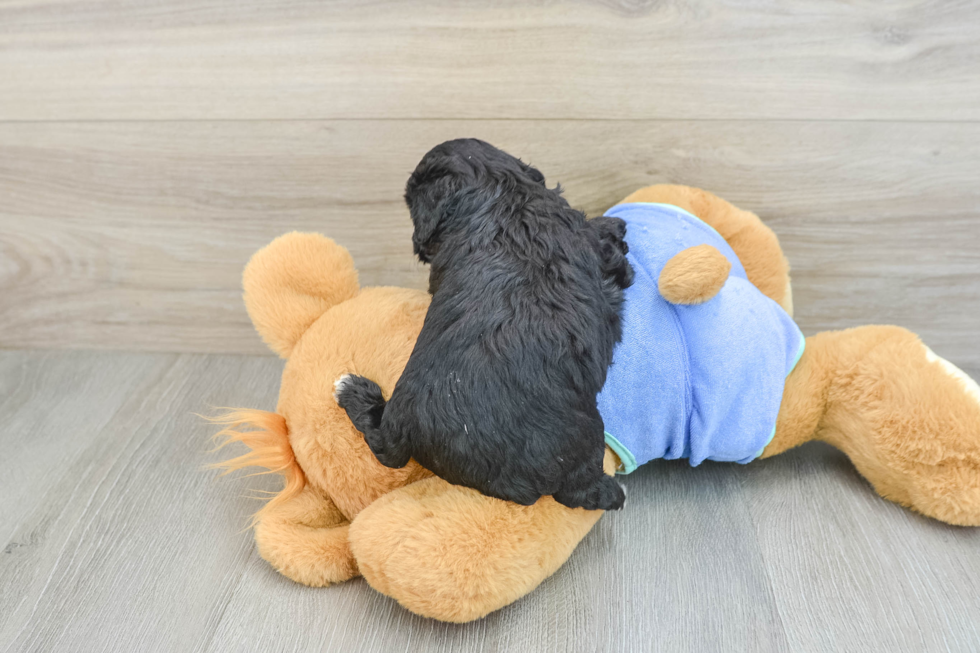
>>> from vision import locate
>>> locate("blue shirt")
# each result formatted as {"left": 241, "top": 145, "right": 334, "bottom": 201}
{"left": 596, "top": 203, "right": 805, "bottom": 473}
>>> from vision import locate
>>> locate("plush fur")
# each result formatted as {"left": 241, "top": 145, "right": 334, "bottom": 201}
{"left": 336, "top": 139, "right": 632, "bottom": 510}
{"left": 658, "top": 243, "right": 733, "bottom": 304}
{"left": 212, "top": 184, "right": 980, "bottom": 624}
{"left": 622, "top": 184, "right": 794, "bottom": 315}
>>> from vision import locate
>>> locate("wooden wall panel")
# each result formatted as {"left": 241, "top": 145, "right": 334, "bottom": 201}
{"left": 1, "top": 0, "right": 978, "bottom": 121}
{"left": 1, "top": 120, "right": 977, "bottom": 362}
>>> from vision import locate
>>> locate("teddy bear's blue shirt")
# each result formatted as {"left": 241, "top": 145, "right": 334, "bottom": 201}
{"left": 596, "top": 202, "right": 805, "bottom": 474}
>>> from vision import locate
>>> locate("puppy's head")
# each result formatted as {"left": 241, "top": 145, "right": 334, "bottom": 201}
{"left": 404, "top": 139, "right": 547, "bottom": 263}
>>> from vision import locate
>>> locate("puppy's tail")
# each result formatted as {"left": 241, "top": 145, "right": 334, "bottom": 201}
{"left": 334, "top": 374, "right": 412, "bottom": 468}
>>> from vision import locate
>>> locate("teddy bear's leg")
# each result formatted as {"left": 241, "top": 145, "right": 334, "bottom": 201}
{"left": 347, "top": 449, "right": 619, "bottom": 622}
{"left": 615, "top": 185, "right": 793, "bottom": 315}
{"left": 764, "top": 326, "right": 980, "bottom": 526}
{"left": 253, "top": 484, "right": 359, "bottom": 586}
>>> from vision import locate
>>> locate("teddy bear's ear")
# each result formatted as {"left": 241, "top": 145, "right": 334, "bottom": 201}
{"left": 243, "top": 232, "right": 360, "bottom": 358}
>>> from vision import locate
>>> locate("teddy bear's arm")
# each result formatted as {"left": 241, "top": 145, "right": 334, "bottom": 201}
{"left": 347, "top": 448, "right": 620, "bottom": 622}
{"left": 658, "top": 244, "right": 732, "bottom": 305}
{"left": 617, "top": 185, "right": 792, "bottom": 315}
{"left": 253, "top": 484, "right": 359, "bottom": 586}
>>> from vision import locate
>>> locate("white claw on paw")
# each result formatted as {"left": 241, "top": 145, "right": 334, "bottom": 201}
{"left": 333, "top": 374, "right": 353, "bottom": 403}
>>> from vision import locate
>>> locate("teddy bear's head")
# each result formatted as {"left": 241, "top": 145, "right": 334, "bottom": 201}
{"left": 216, "top": 233, "right": 434, "bottom": 521}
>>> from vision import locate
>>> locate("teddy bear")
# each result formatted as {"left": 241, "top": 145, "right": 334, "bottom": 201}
{"left": 211, "top": 184, "right": 980, "bottom": 623}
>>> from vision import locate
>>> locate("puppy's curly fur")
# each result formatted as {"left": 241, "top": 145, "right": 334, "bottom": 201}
{"left": 337, "top": 139, "right": 633, "bottom": 510}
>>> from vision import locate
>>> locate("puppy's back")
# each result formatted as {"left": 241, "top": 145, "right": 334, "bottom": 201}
{"left": 342, "top": 139, "right": 631, "bottom": 510}
{"left": 389, "top": 205, "right": 626, "bottom": 507}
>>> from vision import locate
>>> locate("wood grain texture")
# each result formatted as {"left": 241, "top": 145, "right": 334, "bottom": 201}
{"left": 2, "top": 120, "right": 978, "bottom": 363}
{"left": 3, "top": 1, "right": 978, "bottom": 649}
{"left": 1, "top": 0, "right": 979, "bottom": 121}
{"left": 742, "top": 443, "right": 980, "bottom": 652}
{"left": 2, "top": 351, "right": 978, "bottom": 652}
{"left": 0, "top": 351, "right": 284, "bottom": 652}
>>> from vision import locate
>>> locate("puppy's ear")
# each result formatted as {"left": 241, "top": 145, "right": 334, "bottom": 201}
{"left": 589, "top": 216, "right": 634, "bottom": 290}
{"left": 522, "top": 162, "right": 546, "bottom": 186}
{"left": 404, "top": 154, "right": 474, "bottom": 263}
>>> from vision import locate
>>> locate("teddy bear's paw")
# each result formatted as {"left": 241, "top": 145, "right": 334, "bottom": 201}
{"left": 899, "top": 345, "right": 980, "bottom": 526}
{"left": 924, "top": 347, "right": 980, "bottom": 408}
{"left": 255, "top": 519, "right": 359, "bottom": 587}
{"left": 348, "top": 476, "right": 604, "bottom": 622}
{"left": 831, "top": 329, "right": 980, "bottom": 526}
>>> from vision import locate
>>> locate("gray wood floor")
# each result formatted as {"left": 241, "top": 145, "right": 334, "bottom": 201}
{"left": 1, "top": 350, "right": 978, "bottom": 653}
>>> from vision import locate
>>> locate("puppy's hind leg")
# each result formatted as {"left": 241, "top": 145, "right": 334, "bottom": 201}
{"left": 553, "top": 469, "right": 625, "bottom": 511}
{"left": 334, "top": 375, "right": 412, "bottom": 468}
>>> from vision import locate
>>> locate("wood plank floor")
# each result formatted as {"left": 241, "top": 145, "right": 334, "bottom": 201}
{"left": 1, "top": 350, "right": 978, "bottom": 653}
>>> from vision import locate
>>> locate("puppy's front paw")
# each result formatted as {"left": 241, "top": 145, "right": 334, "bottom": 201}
{"left": 333, "top": 373, "right": 386, "bottom": 433}
{"left": 333, "top": 374, "right": 354, "bottom": 403}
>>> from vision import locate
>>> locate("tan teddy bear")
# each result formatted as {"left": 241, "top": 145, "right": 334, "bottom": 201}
{"left": 212, "top": 185, "right": 980, "bottom": 623}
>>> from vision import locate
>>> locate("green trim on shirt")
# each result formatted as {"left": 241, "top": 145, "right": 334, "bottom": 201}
{"left": 753, "top": 335, "right": 807, "bottom": 459}
{"left": 604, "top": 431, "right": 639, "bottom": 475}
{"left": 624, "top": 202, "right": 728, "bottom": 242}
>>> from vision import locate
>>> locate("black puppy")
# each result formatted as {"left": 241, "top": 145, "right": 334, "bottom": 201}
{"left": 335, "top": 139, "right": 633, "bottom": 510}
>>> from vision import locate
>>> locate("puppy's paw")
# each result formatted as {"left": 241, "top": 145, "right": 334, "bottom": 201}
{"left": 334, "top": 374, "right": 414, "bottom": 469}
{"left": 595, "top": 476, "right": 626, "bottom": 511}
{"left": 332, "top": 374, "right": 354, "bottom": 403}
{"left": 553, "top": 475, "right": 626, "bottom": 511}
{"left": 333, "top": 373, "right": 386, "bottom": 433}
